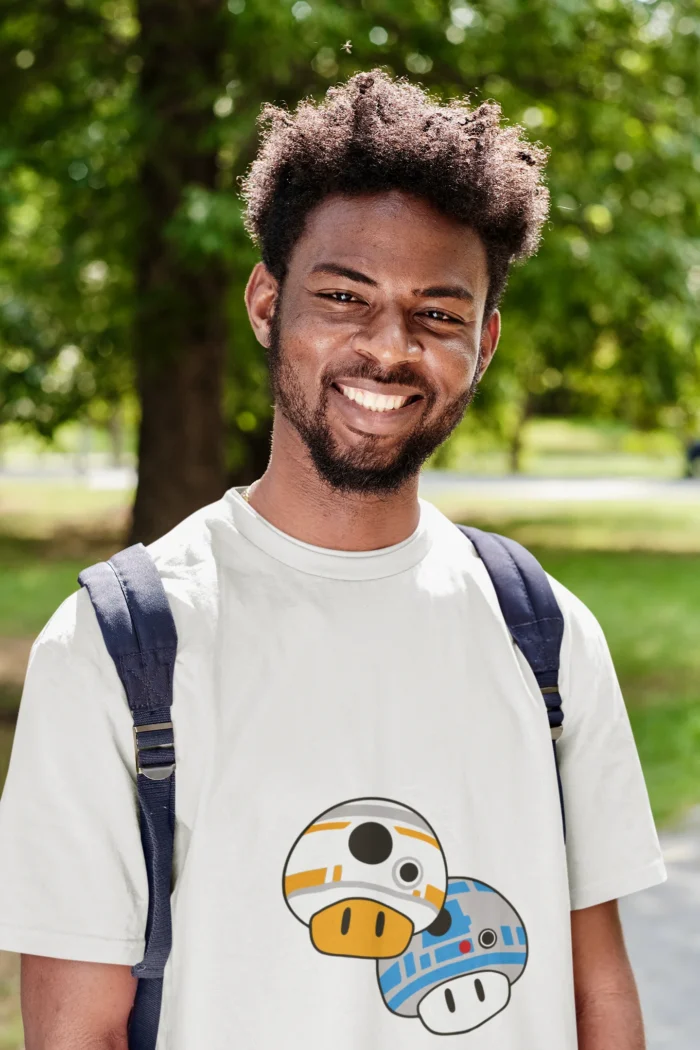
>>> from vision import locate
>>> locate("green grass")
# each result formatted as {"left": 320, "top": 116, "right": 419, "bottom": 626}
{"left": 0, "top": 480, "right": 131, "bottom": 540}
{"left": 433, "top": 496, "right": 700, "bottom": 553}
{"left": 0, "top": 560, "right": 86, "bottom": 637}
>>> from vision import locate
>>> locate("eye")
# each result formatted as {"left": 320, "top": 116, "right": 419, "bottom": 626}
{"left": 392, "top": 858, "right": 422, "bottom": 887}
{"left": 318, "top": 291, "right": 361, "bottom": 304}
{"left": 348, "top": 822, "right": 393, "bottom": 865}
{"left": 422, "top": 309, "right": 461, "bottom": 324}
{"left": 478, "top": 928, "right": 498, "bottom": 949}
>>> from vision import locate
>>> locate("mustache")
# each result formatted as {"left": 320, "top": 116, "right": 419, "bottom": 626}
{"left": 321, "top": 359, "right": 437, "bottom": 401}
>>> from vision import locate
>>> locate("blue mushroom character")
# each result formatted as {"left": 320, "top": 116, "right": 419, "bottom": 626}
{"left": 377, "top": 877, "right": 528, "bottom": 1036}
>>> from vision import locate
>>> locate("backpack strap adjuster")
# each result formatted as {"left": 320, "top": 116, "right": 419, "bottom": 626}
{"left": 540, "top": 686, "right": 564, "bottom": 741}
{"left": 133, "top": 721, "right": 176, "bottom": 780}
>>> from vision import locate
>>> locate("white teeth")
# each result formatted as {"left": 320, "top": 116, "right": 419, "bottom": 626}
{"left": 338, "top": 385, "right": 412, "bottom": 412}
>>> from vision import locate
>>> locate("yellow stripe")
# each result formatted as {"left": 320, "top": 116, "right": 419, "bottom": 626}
{"left": 285, "top": 868, "right": 327, "bottom": 895}
{"left": 304, "top": 821, "right": 351, "bottom": 834}
{"left": 394, "top": 825, "right": 440, "bottom": 849}
{"left": 425, "top": 884, "right": 445, "bottom": 909}
{"left": 333, "top": 865, "right": 343, "bottom": 882}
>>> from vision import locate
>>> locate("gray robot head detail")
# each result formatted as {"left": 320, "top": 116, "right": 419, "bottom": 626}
{"left": 377, "top": 877, "right": 528, "bottom": 1035}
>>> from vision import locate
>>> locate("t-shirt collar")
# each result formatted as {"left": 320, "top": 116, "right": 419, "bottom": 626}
{"left": 224, "top": 487, "right": 432, "bottom": 581}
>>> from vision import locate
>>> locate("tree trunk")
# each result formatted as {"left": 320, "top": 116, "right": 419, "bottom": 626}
{"left": 227, "top": 426, "right": 273, "bottom": 488}
{"left": 508, "top": 394, "right": 533, "bottom": 475}
{"left": 129, "top": 0, "right": 227, "bottom": 545}
{"left": 107, "top": 403, "right": 124, "bottom": 468}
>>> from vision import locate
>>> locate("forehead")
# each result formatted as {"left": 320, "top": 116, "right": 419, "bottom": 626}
{"left": 288, "top": 190, "right": 489, "bottom": 297}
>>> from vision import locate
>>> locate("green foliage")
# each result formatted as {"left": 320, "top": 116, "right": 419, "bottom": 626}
{"left": 1, "top": 0, "right": 699, "bottom": 460}
{"left": 0, "top": 0, "right": 138, "bottom": 434}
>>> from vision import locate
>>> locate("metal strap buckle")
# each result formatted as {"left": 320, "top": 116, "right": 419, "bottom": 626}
{"left": 540, "top": 687, "right": 563, "bottom": 742}
{"left": 133, "top": 721, "right": 175, "bottom": 781}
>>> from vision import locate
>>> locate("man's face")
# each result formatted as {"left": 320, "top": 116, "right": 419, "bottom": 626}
{"left": 247, "top": 190, "right": 500, "bottom": 494}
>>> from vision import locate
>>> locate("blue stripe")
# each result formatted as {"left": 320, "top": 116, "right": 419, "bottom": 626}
{"left": 473, "top": 881, "right": 495, "bottom": 893}
{"left": 379, "top": 961, "right": 402, "bottom": 994}
{"left": 387, "top": 952, "right": 527, "bottom": 1011}
{"left": 420, "top": 953, "right": 431, "bottom": 970}
{"left": 501, "top": 925, "right": 514, "bottom": 946}
{"left": 447, "top": 881, "right": 471, "bottom": 896}
{"left": 517, "top": 927, "right": 527, "bottom": 945}
{"left": 404, "top": 953, "right": 416, "bottom": 978}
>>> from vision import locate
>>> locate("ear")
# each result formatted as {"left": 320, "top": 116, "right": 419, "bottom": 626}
{"left": 245, "top": 262, "right": 279, "bottom": 348}
{"left": 477, "top": 309, "right": 501, "bottom": 379}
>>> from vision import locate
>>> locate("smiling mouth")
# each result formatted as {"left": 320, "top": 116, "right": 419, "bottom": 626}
{"left": 334, "top": 383, "right": 424, "bottom": 413}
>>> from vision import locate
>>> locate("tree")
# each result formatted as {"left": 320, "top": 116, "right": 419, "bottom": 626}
{"left": 1, "top": 0, "right": 699, "bottom": 538}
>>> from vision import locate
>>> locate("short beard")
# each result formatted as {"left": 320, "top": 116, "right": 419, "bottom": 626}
{"left": 267, "top": 312, "right": 480, "bottom": 496}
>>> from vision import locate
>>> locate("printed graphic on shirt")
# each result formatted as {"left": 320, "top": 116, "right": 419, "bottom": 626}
{"left": 377, "top": 877, "right": 528, "bottom": 1035}
{"left": 283, "top": 797, "right": 448, "bottom": 959}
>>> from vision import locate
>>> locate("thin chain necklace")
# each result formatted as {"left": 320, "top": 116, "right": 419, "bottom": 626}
{"left": 242, "top": 485, "right": 252, "bottom": 504}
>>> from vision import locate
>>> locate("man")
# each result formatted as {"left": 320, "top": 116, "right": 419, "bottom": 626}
{"left": 0, "top": 71, "right": 665, "bottom": 1049}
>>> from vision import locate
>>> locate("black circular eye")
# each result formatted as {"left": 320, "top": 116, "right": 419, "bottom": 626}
{"left": 348, "top": 822, "right": 393, "bottom": 865}
{"left": 427, "top": 907, "right": 452, "bottom": 938}
{"left": 393, "top": 858, "right": 422, "bottom": 887}
{"left": 478, "top": 928, "right": 498, "bottom": 949}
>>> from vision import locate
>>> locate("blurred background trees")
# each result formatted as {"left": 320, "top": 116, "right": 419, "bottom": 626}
{"left": 1, "top": 0, "right": 699, "bottom": 540}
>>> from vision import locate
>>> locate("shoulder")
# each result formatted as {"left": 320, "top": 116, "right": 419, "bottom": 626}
{"left": 425, "top": 506, "right": 615, "bottom": 684}
{"left": 29, "top": 584, "right": 104, "bottom": 666}
{"left": 544, "top": 573, "right": 622, "bottom": 739}
{"left": 145, "top": 492, "right": 237, "bottom": 610}
{"left": 546, "top": 574, "right": 610, "bottom": 667}
{"left": 33, "top": 493, "right": 236, "bottom": 668}
{"left": 140, "top": 493, "right": 238, "bottom": 647}
{"left": 145, "top": 492, "right": 234, "bottom": 584}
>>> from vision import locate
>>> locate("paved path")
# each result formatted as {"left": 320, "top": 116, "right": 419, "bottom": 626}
{"left": 3, "top": 466, "right": 700, "bottom": 501}
{"left": 420, "top": 471, "right": 700, "bottom": 503}
{"left": 620, "top": 807, "right": 700, "bottom": 1049}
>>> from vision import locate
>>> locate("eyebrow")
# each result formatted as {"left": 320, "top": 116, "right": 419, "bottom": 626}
{"left": 310, "top": 263, "right": 377, "bottom": 286}
{"left": 418, "top": 284, "right": 474, "bottom": 303}
{"left": 310, "top": 263, "right": 474, "bottom": 302}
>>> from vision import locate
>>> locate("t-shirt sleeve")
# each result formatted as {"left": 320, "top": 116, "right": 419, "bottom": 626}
{"left": 548, "top": 578, "right": 667, "bottom": 911}
{"left": 0, "top": 587, "right": 148, "bottom": 964}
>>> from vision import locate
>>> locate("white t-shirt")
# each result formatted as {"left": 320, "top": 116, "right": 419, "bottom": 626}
{"left": 0, "top": 489, "right": 665, "bottom": 1049}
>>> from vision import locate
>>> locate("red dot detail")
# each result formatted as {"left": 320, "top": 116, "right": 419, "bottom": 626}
{"left": 459, "top": 940, "right": 472, "bottom": 954}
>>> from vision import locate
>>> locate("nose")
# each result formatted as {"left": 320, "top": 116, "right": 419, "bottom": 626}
{"left": 353, "top": 308, "right": 419, "bottom": 368}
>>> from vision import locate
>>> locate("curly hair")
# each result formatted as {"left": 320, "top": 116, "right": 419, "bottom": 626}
{"left": 241, "top": 69, "right": 549, "bottom": 319}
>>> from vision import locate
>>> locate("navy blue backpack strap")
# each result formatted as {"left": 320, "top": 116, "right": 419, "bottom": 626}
{"left": 456, "top": 525, "right": 566, "bottom": 839}
{"left": 78, "top": 543, "right": 178, "bottom": 1050}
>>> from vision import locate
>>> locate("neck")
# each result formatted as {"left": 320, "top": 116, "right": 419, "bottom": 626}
{"left": 246, "top": 415, "right": 421, "bottom": 551}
